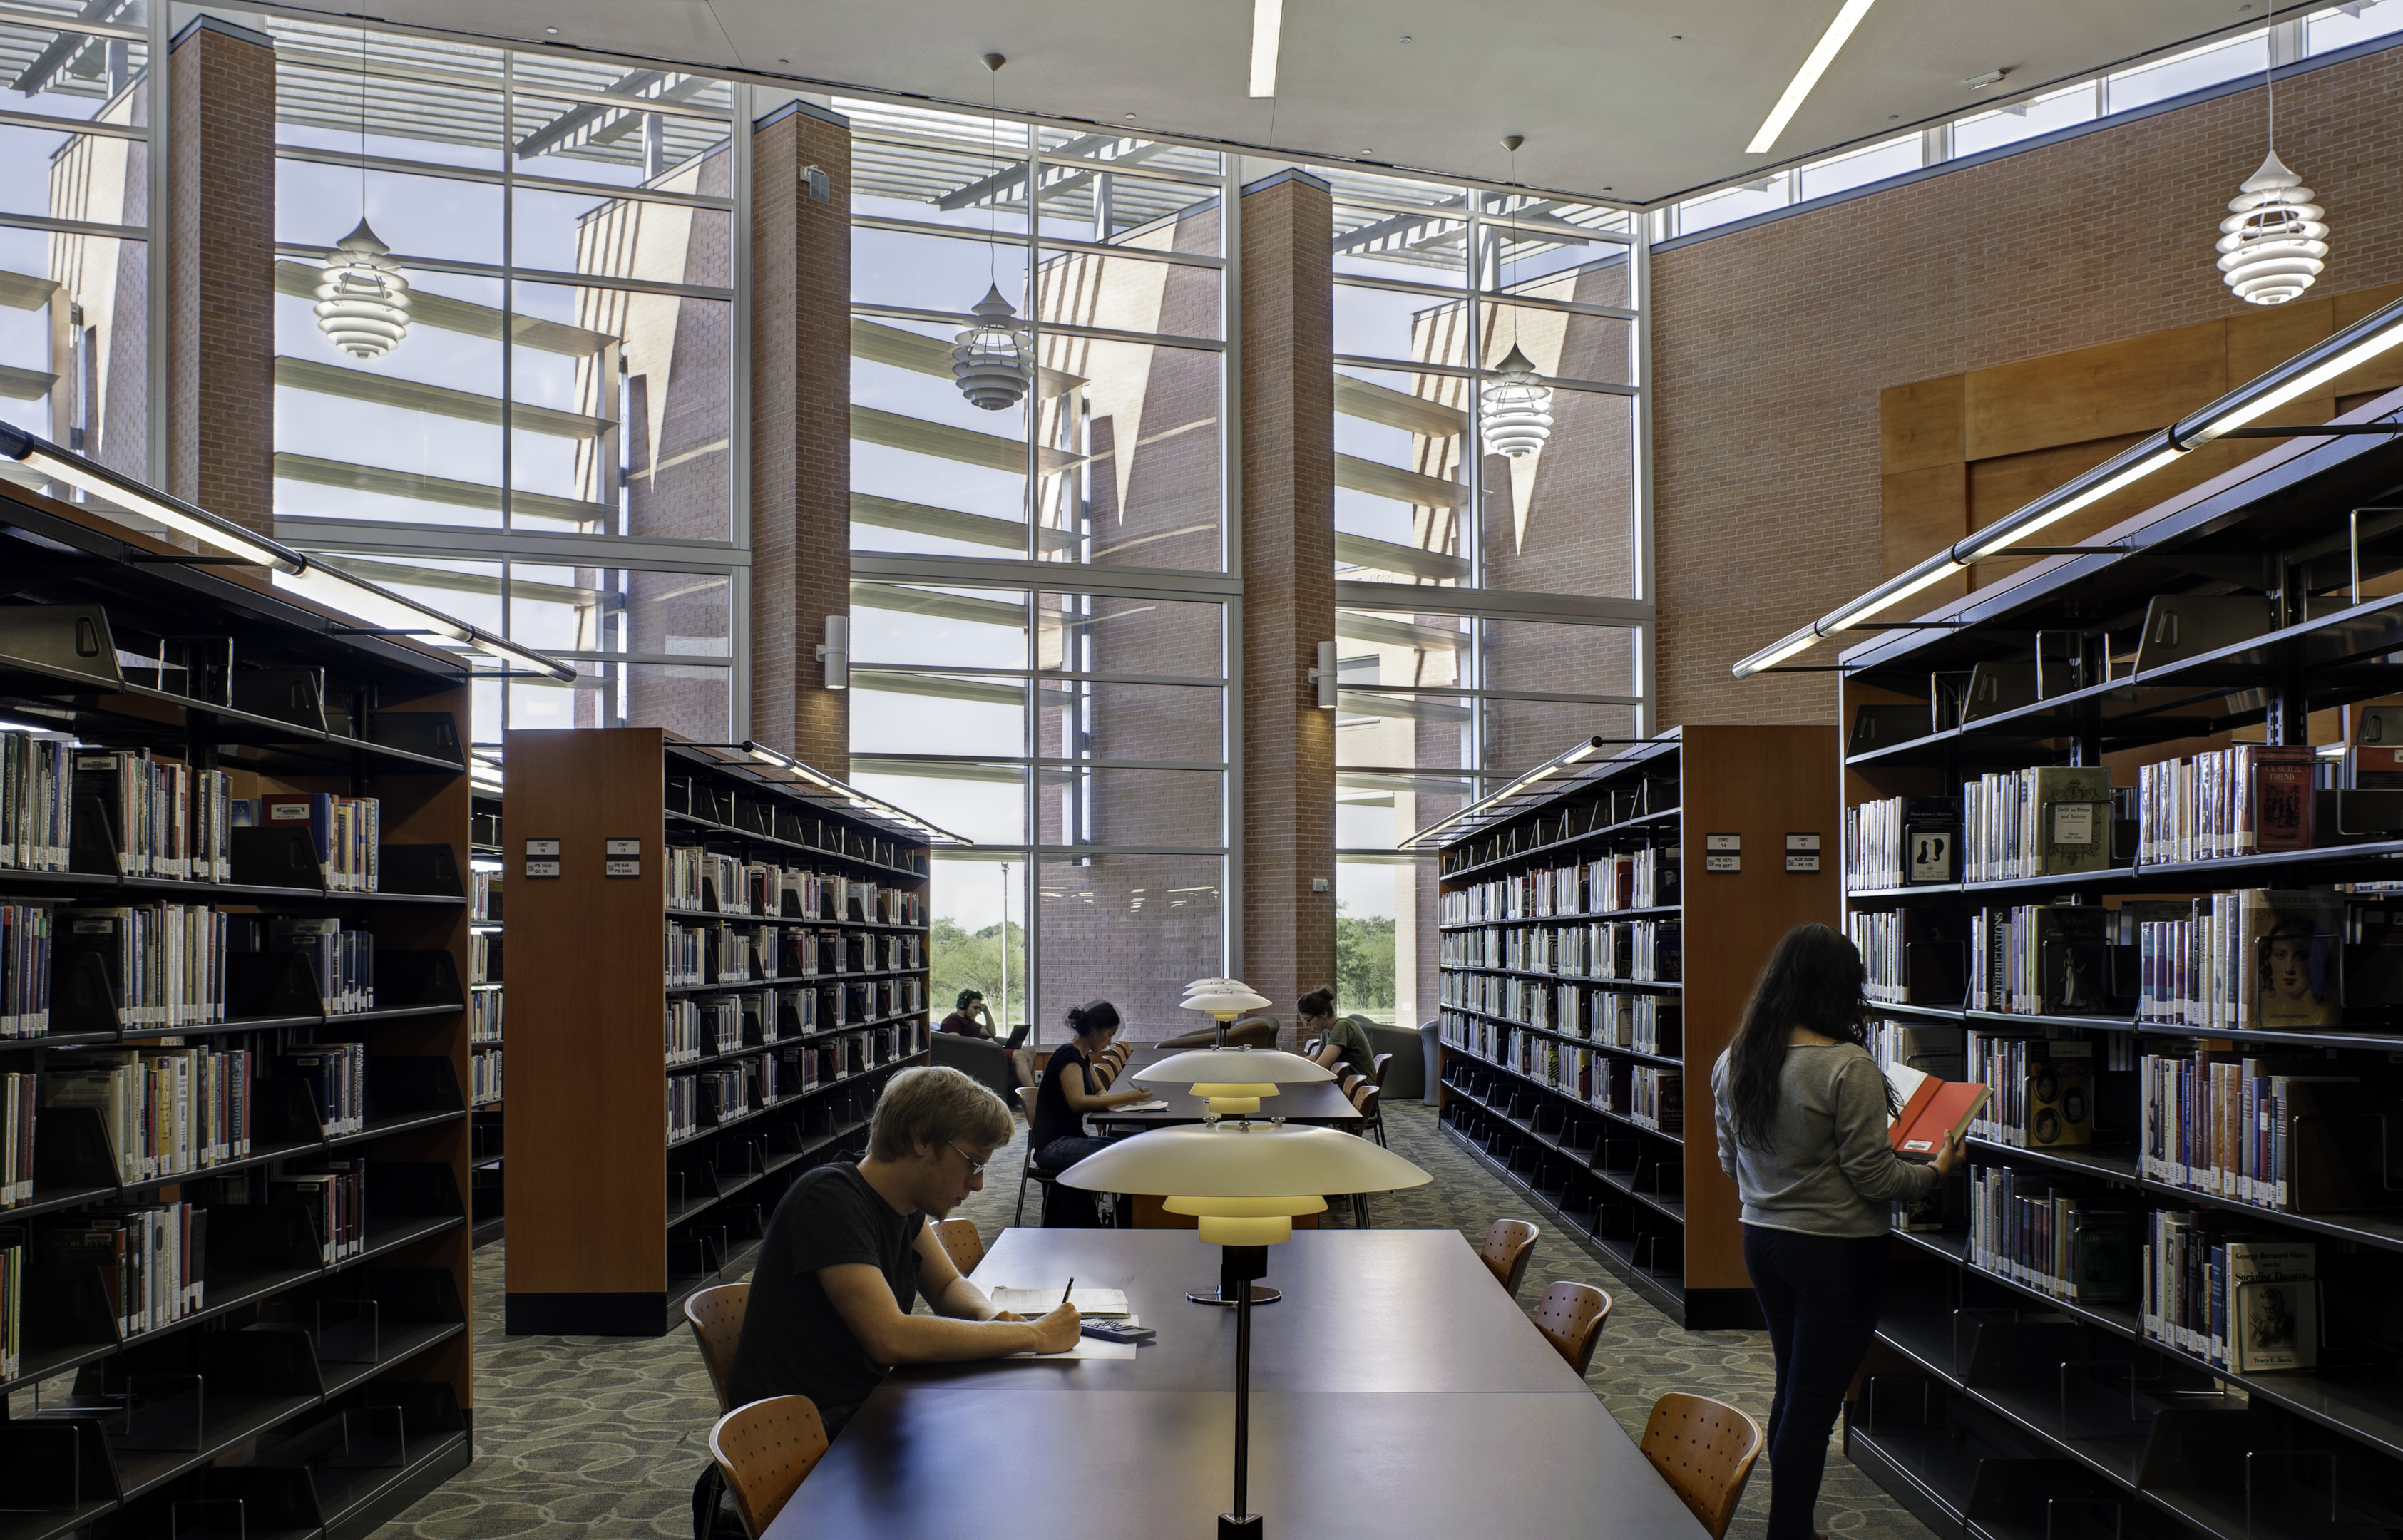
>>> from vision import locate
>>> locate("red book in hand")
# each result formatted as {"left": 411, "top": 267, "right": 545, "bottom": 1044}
{"left": 1885, "top": 1062, "right": 1989, "bottom": 1161}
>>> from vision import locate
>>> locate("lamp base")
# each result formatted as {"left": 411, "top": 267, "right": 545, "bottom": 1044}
{"left": 1219, "top": 1514, "right": 1263, "bottom": 1539}
{"left": 1186, "top": 1283, "right": 1281, "bottom": 1306}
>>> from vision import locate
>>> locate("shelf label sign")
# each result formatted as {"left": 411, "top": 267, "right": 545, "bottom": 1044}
{"left": 1786, "top": 831, "right": 1821, "bottom": 872}
{"left": 605, "top": 836, "right": 642, "bottom": 878}
{"left": 1705, "top": 833, "right": 1740, "bottom": 873}
{"left": 524, "top": 837, "right": 560, "bottom": 879}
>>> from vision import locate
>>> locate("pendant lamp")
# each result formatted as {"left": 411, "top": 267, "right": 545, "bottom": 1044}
{"left": 315, "top": 219, "right": 413, "bottom": 360}
{"left": 1479, "top": 135, "right": 1553, "bottom": 457}
{"left": 951, "top": 284, "right": 1033, "bottom": 410}
{"left": 2218, "top": 152, "right": 2327, "bottom": 307}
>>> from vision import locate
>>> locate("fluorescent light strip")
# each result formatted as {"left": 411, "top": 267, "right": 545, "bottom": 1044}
{"left": 1249, "top": 0, "right": 1283, "bottom": 98}
{"left": 1746, "top": 0, "right": 1879, "bottom": 155}
{"left": 1958, "top": 450, "right": 2184, "bottom": 561}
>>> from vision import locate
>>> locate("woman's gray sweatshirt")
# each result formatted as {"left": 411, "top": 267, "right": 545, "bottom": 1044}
{"left": 1711, "top": 1042, "right": 1939, "bottom": 1238}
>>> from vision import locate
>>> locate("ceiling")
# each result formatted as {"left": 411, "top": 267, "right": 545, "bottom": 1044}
{"left": 343, "top": 0, "right": 2260, "bottom": 203}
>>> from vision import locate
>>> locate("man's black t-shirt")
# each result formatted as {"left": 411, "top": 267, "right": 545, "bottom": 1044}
{"left": 1031, "top": 1042, "right": 1095, "bottom": 1151}
{"left": 938, "top": 1010, "right": 990, "bottom": 1037}
{"left": 724, "top": 1164, "right": 923, "bottom": 1432}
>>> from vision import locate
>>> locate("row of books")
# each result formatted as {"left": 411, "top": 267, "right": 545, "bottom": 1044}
{"left": 667, "top": 1023, "right": 928, "bottom": 1141}
{"left": 46, "top": 1047, "right": 259, "bottom": 1183}
{"left": 2129, "top": 890, "right": 2342, "bottom": 1030}
{"left": 76, "top": 751, "right": 237, "bottom": 883}
{"left": 246, "top": 791, "right": 381, "bottom": 892}
{"left": 45, "top": 1200, "right": 207, "bottom": 1338}
{"left": 2143, "top": 1213, "right": 2317, "bottom": 1372}
{"left": 0, "top": 729, "right": 73, "bottom": 871}
{"left": 1437, "top": 849, "right": 1681, "bottom": 925}
{"left": 1438, "top": 919, "right": 1683, "bottom": 981}
{"left": 470, "top": 868, "right": 501, "bottom": 921}
{"left": 1, "top": 1070, "right": 29, "bottom": 1205}
{"left": 471, "top": 1048, "right": 502, "bottom": 1105}
{"left": 280, "top": 1042, "right": 366, "bottom": 1138}
{"left": 253, "top": 915, "right": 376, "bottom": 1016}
{"left": 1962, "top": 766, "right": 2114, "bottom": 884}
{"left": 470, "top": 990, "right": 501, "bottom": 1043}
{"left": 468, "top": 931, "right": 498, "bottom": 985}
{"left": 1964, "top": 1166, "right": 2131, "bottom": 1304}
{"left": 665, "top": 851, "right": 928, "bottom": 927}
{"left": 1436, "top": 973, "right": 1683, "bottom": 1049}
{"left": 1438, "top": 1013, "right": 1684, "bottom": 1131}
{"left": 1963, "top": 1035, "right": 2094, "bottom": 1149}
{"left": 74, "top": 903, "right": 233, "bottom": 1028}
{"left": 1844, "top": 795, "right": 1962, "bottom": 889}
{"left": 0, "top": 903, "right": 50, "bottom": 1036}
{"left": 1964, "top": 903, "right": 2121, "bottom": 1017}
{"left": 667, "top": 995, "right": 744, "bottom": 1065}
{"left": 274, "top": 1161, "right": 367, "bottom": 1265}
{"left": 0, "top": 1230, "right": 17, "bottom": 1378}
{"left": 2134, "top": 1049, "right": 2387, "bottom": 1211}
{"left": 2136, "top": 746, "right": 2316, "bottom": 866}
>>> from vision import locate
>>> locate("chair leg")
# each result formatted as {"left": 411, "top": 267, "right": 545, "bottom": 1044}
{"left": 1015, "top": 1165, "right": 1030, "bottom": 1227}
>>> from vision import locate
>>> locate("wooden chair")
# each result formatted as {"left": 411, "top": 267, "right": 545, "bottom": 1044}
{"left": 933, "top": 1217, "right": 985, "bottom": 1276}
{"left": 709, "top": 1395, "right": 831, "bottom": 1539}
{"left": 1479, "top": 1218, "right": 1540, "bottom": 1300}
{"left": 1370, "top": 1051, "right": 1393, "bottom": 1090}
{"left": 1639, "top": 1392, "right": 1765, "bottom": 1540}
{"left": 1301, "top": 1037, "right": 1322, "bottom": 1059}
{"left": 683, "top": 1282, "right": 750, "bottom": 1414}
{"left": 1532, "top": 1280, "right": 1612, "bottom": 1376}
{"left": 1350, "top": 1082, "right": 1387, "bottom": 1147}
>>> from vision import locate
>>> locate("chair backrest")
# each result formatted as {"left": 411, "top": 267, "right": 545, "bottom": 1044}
{"left": 1092, "top": 1060, "right": 1117, "bottom": 1088}
{"left": 1301, "top": 1037, "right": 1321, "bottom": 1057}
{"left": 933, "top": 1217, "right": 985, "bottom": 1276}
{"left": 1015, "top": 1083, "right": 1040, "bottom": 1121}
{"left": 1350, "top": 1083, "right": 1380, "bottom": 1119}
{"left": 683, "top": 1282, "right": 750, "bottom": 1414}
{"left": 1370, "top": 1052, "right": 1393, "bottom": 1089}
{"left": 1532, "top": 1280, "right": 1612, "bottom": 1377}
{"left": 1480, "top": 1218, "right": 1540, "bottom": 1299}
{"left": 1639, "top": 1393, "right": 1765, "bottom": 1540}
{"left": 1225, "top": 1017, "right": 1278, "bottom": 1049}
{"left": 710, "top": 1395, "right": 831, "bottom": 1539}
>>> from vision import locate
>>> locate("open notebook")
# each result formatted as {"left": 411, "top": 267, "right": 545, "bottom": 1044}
{"left": 986, "top": 1288, "right": 1132, "bottom": 1318}
{"left": 1882, "top": 1060, "right": 1989, "bottom": 1161}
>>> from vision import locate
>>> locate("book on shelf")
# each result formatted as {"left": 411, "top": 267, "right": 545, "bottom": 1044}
{"left": 1964, "top": 1034, "right": 2093, "bottom": 1149}
{"left": 0, "top": 728, "right": 75, "bottom": 872}
{"left": 1844, "top": 795, "right": 1960, "bottom": 889}
{"left": 2138, "top": 746, "right": 2319, "bottom": 864}
{"left": 1, "top": 1070, "right": 30, "bottom": 1206}
{"left": 0, "top": 903, "right": 53, "bottom": 1038}
{"left": 1968, "top": 1166, "right": 2134, "bottom": 1303}
{"left": 1963, "top": 766, "right": 2113, "bottom": 883}
{"left": 0, "top": 1224, "right": 20, "bottom": 1380}
{"left": 1883, "top": 1060, "right": 1988, "bottom": 1159}
{"left": 2223, "top": 1239, "right": 2318, "bottom": 1372}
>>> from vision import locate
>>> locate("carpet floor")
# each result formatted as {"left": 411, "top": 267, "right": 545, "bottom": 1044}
{"left": 362, "top": 1097, "right": 1935, "bottom": 1540}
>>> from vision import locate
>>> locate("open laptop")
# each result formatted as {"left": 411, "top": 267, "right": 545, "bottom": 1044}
{"left": 1003, "top": 1024, "right": 1031, "bottom": 1051}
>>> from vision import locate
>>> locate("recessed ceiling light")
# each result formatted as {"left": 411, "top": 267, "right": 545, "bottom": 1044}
{"left": 1250, "top": 0, "right": 1283, "bottom": 98}
{"left": 1124, "top": 113, "right": 1137, "bottom": 119}
{"left": 543, "top": 25, "right": 558, "bottom": 34}
{"left": 1399, "top": 35, "right": 1411, "bottom": 42}
{"left": 1746, "top": 0, "right": 1879, "bottom": 154}
{"left": 777, "top": 57, "right": 789, "bottom": 63}
{"left": 1962, "top": 68, "right": 2008, "bottom": 88}
{"left": 1671, "top": 34, "right": 1682, "bottom": 40}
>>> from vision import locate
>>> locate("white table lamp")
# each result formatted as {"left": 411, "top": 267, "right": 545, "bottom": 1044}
{"left": 1136, "top": 1044, "right": 1333, "bottom": 1118}
{"left": 1060, "top": 1124, "right": 1430, "bottom": 1540}
{"left": 1180, "top": 978, "right": 1271, "bottom": 1048}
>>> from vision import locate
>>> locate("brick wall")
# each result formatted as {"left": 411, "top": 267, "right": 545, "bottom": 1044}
{"left": 1239, "top": 170, "right": 1338, "bottom": 1047}
{"left": 166, "top": 18, "right": 274, "bottom": 536}
{"left": 1651, "top": 42, "right": 2403, "bottom": 727}
{"left": 750, "top": 103, "right": 851, "bottom": 774}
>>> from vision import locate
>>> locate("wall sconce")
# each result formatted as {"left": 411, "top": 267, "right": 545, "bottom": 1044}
{"left": 816, "top": 615, "right": 849, "bottom": 689}
{"left": 1308, "top": 640, "right": 1336, "bottom": 709}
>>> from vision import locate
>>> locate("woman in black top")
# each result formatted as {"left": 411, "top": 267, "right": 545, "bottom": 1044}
{"left": 1032, "top": 1000, "right": 1151, "bottom": 1226}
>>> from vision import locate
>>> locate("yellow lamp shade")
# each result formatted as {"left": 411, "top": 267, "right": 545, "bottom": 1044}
{"left": 1057, "top": 1121, "right": 1431, "bottom": 1236}
{"left": 1167, "top": 1195, "right": 1328, "bottom": 1248}
{"left": 1189, "top": 1083, "right": 1278, "bottom": 1099}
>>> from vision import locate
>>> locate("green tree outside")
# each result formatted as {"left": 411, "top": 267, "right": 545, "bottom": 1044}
{"left": 1334, "top": 900, "right": 1396, "bottom": 1021}
{"left": 931, "top": 916, "right": 1028, "bottom": 1030}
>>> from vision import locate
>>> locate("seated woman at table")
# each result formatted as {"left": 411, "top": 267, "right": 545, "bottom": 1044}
{"left": 1033, "top": 1000, "right": 1154, "bottom": 1226}
{"left": 723, "top": 1066, "right": 1081, "bottom": 1430}
{"left": 1302, "top": 987, "right": 1375, "bottom": 1081}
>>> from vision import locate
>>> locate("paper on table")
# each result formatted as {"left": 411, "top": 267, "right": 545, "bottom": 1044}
{"left": 1004, "top": 1316, "right": 1142, "bottom": 1361}
{"left": 1117, "top": 1098, "right": 1173, "bottom": 1112}
{"left": 988, "top": 1288, "right": 1131, "bottom": 1317}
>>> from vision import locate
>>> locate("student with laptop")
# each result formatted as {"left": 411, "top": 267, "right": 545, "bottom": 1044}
{"left": 939, "top": 989, "right": 1037, "bottom": 1086}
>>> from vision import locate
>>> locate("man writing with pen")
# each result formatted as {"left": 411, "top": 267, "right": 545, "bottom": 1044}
{"left": 704, "top": 1067, "right": 1080, "bottom": 1532}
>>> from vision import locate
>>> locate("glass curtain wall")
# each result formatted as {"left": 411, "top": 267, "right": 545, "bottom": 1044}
{"left": 254, "top": 12, "right": 742, "bottom": 757}
{"left": 844, "top": 102, "right": 1231, "bottom": 1042}
{"left": 1321, "top": 165, "right": 1644, "bottom": 1028}
{"left": 0, "top": 1, "right": 154, "bottom": 495}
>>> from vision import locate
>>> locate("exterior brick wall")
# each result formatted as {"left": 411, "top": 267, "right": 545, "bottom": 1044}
{"left": 1239, "top": 170, "right": 1338, "bottom": 1047}
{"left": 166, "top": 19, "right": 274, "bottom": 536}
{"left": 750, "top": 103, "right": 851, "bottom": 774}
{"left": 1651, "top": 43, "right": 2403, "bottom": 727}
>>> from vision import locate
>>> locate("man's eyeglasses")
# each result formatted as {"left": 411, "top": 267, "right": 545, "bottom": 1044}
{"left": 948, "top": 1141, "right": 990, "bottom": 1177}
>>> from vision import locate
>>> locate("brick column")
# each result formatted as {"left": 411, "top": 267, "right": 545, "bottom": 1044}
{"left": 166, "top": 16, "right": 275, "bottom": 536}
{"left": 749, "top": 99, "right": 851, "bottom": 775}
{"left": 1238, "top": 168, "right": 1336, "bottom": 1044}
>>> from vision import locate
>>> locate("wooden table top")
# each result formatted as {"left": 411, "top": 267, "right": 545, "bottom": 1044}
{"left": 1092, "top": 1044, "right": 1361, "bottom": 1126}
{"left": 763, "top": 1229, "right": 1709, "bottom": 1540}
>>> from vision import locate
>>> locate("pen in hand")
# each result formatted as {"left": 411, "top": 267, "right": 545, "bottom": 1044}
{"left": 1062, "top": 1276, "right": 1075, "bottom": 1305}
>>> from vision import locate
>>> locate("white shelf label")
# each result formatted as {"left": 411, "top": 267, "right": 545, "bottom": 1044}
{"left": 605, "top": 838, "right": 641, "bottom": 856}
{"left": 1785, "top": 853, "right": 1820, "bottom": 873}
{"left": 1705, "top": 853, "right": 1741, "bottom": 874}
{"left": 1705, "top": 833, "right": 1741, "bottom": 852}
{"left": 526, "top": 859, "right": 560, "bottom": 878}
{"left": 1785, "top": 832, "right": 1820, "bottom": 851}
{"left": 524, "top": 838, "right": 560, "bottom": 857}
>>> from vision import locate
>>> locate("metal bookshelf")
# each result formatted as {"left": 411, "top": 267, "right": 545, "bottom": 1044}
{"left": 1830, "top": 376, "right": 2403, "bottom": 1540}
{"left": 0, "top": 476, "right": 500, "bottom": 1535}
{"left": 1410, "top": 724, "right": 1840, "bottom": 1328}
{"left": 467, "top": 786, "right": 503, "bottom": 1248}
{"left": 501, "top": 730, "right": 959, "bottom": 1335}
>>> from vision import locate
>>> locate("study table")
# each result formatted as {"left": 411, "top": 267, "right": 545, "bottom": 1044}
{"left": 763, "top": 1228, "right": 1712, "bottom": 1540}
{"left": 1088, "top": 1043, "right": 1364, "bottom": 1130}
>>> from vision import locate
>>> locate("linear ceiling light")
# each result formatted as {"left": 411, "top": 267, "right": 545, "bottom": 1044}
{"left": 1730, "top": 289, "right": 2403, "bottom": 679}
{"left": 1249, "top": 0, "right": 1283, "bottom": 98}
{"left": 1746, "top": 0, "right": 1878, "bottom": 155}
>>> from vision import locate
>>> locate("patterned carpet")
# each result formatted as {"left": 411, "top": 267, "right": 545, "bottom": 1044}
{"left": 361, "top": 1098, "right": 1937, "bottom": 1540}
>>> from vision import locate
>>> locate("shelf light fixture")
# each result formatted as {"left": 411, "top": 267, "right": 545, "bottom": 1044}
{"left": 733, "top": 741, "right": 973, "bottom": 846}
{"left": 0, "top": 422, "right": 576, "bottom": 682}
{"left": 1404, "top": 733, "right": 1616, "bottom": 847}
{"left": 1731, "top": 289, "right": 2403, "bottom": 679}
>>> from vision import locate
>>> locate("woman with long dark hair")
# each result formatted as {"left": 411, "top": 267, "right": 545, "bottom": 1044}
{"left": 1031, "top": 1000, "right": 1152, "bottom": 1226}
{"left": 1711, "top": 923, "right": 1964, "bottom": 1540}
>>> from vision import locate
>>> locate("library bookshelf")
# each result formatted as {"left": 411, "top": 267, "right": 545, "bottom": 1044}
{"left": 467, "top": 786, "right": 502, "bottom": 1247}
{"left": 1414, "top": 724, "right": 1839, "bottom": 1328}
{"left": 0, "top": 479, "right": 486, "bottom": 1533}
{"left": 502, "top": 729, "right": 946, "bottom": 1335}
{"left": 1829, "top": 393, "right": 2403, "bottom": 1540}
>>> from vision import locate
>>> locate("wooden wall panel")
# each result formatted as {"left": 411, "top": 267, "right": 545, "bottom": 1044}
{"left": 1880, "top": 375, "right": 1966, "bottom": 474}
{"left": 1963, "top": 319, "right": 2228, "bottom": 463}
{"left": 1880, "top": 463, "right": 1968, "bottom": 590}
{"left": 1677, "top": 724, "right": 1840, "bottom": 1294}
{"left": 504, "top": 727, "right": 670, "bottom": 1297}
